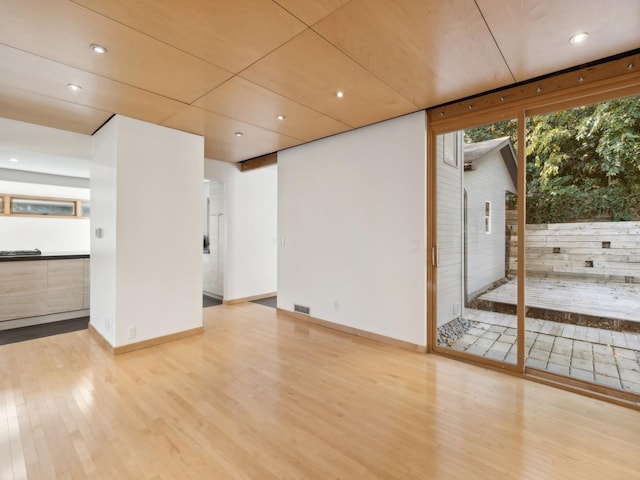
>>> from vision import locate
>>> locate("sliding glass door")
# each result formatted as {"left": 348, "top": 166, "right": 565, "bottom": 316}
{"left": 430, "top": 87, "right": 640, "bottom": 400}
{"left": 523, "top": 94, "right": 640, "bottom": 395}
{"left": 433, "top": 120, "right": 520, "bottom": 367}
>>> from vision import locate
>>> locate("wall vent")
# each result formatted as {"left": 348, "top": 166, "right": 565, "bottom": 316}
{"left": 294, "top": 304, "right": 310, "bottom": 315}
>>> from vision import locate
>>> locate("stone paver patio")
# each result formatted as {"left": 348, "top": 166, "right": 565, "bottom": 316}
{"left": 446, "top": 308, "right": 640, "bottom": 394}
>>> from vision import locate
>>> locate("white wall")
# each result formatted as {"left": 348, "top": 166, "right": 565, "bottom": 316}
{"left": 203, "top": 160, "right": 278, "bottom": 301}
{"left": 92, "top": 115, "right": 204, "bottom": 347}
{"left": 227, "top": 165, "right": 278, "bottom": 300}
{"left": 0, "top": 169, "right": 89, "bottom": 188}
{"left": 0, "top": 180, "right": 90, "bottom": 252}
{"left": 90, "top": 118, "right": 118, "bottom": 345}
{"left": 278, "top": 112, "right": 426, "bottom": 346}
{"left": 0, "top": 117, "right": 92, "bottom": 253}
{"left": 0, "top": 117, "right": 92, "bottom": 160}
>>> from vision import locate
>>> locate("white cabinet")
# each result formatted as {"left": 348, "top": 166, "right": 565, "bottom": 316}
{"left": 0, "top": 261, "right": 48, "bottom": 321}
{"left": 47, "top": 259, "right": 84, "bottom": 314}
{"left": 0, "top": 257, "right": 89, "bottom": 323}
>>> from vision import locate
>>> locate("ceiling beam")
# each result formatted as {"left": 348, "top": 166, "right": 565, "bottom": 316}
{"left": 239, "top": 152, "right": 277, "bottom": 172}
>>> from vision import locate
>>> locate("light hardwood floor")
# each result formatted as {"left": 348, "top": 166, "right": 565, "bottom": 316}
{"left": 2, "top": 302, "right": 639, "bottom": 479}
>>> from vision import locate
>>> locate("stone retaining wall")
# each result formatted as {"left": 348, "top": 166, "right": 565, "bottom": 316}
{"left": 508, "top": 221, "right": 640, "bottom": 283}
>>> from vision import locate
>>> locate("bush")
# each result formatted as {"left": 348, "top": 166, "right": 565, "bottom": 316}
{"left": 526, "top": 185, "right": 640, "bottom": 223}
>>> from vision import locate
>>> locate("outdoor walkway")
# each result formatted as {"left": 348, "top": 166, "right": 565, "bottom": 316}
{"left": 478, "top": 277, "right": 640, "bottom": 323}
{"left": 446, "top": 308, "right": 640, "bottom": 394}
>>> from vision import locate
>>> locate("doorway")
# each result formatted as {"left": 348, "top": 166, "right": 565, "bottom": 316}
{"left": 203, "top": 180, "right": 225, "bottom": 302}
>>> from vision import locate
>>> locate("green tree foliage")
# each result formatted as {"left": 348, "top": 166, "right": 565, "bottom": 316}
{"left": 465, "top": 119, "right": 518, "bottom": 146}
{"left": 464, "top": 94, "right": 640, "bottom": 223}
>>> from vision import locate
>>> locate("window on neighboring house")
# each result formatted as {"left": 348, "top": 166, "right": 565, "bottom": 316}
{"left": 484, "top": 201, "right": 491, "bottom": 234}
{"left": 439, "top": 131, "right": 459, "bottom": 167}
{"left": 81, "top": 202, "right": 90, "bottom": 217}
{"left": 0, "top": 196, "right": 3, "bottom": 214}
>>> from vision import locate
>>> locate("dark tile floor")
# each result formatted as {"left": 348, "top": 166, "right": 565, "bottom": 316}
{"left": 0, "top": 316, "right": 89, "bottom": 345}
{"left": 251, "top": 296, "right": 277, "bottom": 308}
{"left": 203, "top": 294, "right": 223, "bottom": 308}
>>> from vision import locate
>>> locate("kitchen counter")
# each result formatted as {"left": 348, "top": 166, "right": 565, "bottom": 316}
{"left": 0, "top": 255, "right": 90, "bottom": 329}
{"left": 0, "top": 251, "right": 89, "bottom": 262}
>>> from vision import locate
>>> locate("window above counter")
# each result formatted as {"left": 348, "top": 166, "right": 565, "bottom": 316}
{"left": 0, "top": 193, "right": 89, "bottom": 218}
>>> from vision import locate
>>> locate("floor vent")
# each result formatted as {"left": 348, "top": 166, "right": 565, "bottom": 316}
{"left": 294, "top": 304, "right": 310, "bottom": 315}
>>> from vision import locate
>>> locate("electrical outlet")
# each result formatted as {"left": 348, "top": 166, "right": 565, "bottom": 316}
{"left": 128, "top": 326, "right": 136, "bottom": 339}
{"left": 104, "top": 315, "right": 112, "bottom": 333}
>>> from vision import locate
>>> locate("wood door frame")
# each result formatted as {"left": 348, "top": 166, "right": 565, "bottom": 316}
{"left": 427, "top": 120, "right": 523, "bottom": 373}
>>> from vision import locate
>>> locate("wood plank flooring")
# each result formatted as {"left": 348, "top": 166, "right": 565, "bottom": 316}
{"left": 1, "top": 302, "right": 640, "bottom": 479}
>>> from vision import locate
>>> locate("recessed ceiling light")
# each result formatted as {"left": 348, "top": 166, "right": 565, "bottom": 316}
{"left": 276, "top": 115, "right": 285, "bottom": 121}
{"left": 9, "top": 158, "right": 18, "bottom": 163}
{"left": 90, "top": 44, "right": 108, "bottom": 54}
{"left": 234, "top": 132, "right": 243, "bottom": 137}
{"left": 67, "top": 83, "right": 82, "bottom": 92}
{"left": 570, "top": 32, "right": 589, "bottom": 44}
{"left": 336, "top": 91, "right": 345, "bottom": 98}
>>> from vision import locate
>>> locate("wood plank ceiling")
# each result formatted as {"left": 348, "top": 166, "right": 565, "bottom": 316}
{"left": 0, "top": 0, "right": 639, "bottom": 163}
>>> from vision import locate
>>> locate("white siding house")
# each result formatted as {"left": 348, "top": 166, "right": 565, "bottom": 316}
{"left": 436, "top": 132, "right": 464, "bottom": 327}
{"left": 463, "top": 137, "right": 517, "bottom": 299}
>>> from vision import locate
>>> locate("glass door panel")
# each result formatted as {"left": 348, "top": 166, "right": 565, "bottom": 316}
{"left": 435, "top": 121, "right": 519, "bottom": 365}
{"left": 524, "top": 94, "right": 640, "bottom": 395}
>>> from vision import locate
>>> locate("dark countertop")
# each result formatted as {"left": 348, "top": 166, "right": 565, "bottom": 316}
{"left": 0, "top": 252, "right": 89, "bottom": 262}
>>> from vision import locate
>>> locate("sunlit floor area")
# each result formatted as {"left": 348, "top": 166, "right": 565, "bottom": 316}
{"left": 2, "top": 302, "right": 640, "bottom": 479}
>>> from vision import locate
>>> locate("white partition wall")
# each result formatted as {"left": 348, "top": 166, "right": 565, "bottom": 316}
{"left": 278, "top": 111, "right": 427, "bottom": 347}
{"left": 91, "top": 115, "right": 204, "bottom": 347}
{"left": 225, "top": 164, "right": 277, "bottom": 301}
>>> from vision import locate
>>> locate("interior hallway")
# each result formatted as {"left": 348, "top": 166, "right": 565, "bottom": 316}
{"left": 2, "top": 302, "right": 639, "bottom": 479}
